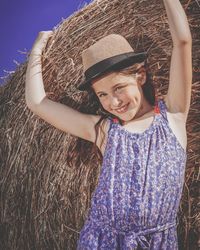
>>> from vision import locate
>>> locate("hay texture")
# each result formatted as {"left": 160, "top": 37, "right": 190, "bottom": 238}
{"left": 0, "top": 0, "right": 200, "bottom": 249}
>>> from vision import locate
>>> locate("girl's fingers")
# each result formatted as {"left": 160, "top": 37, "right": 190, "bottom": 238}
{"left": 38, "top": 31, "right": 53, "bottom": 41}
{"left": 31, "top": 31, "right": 54, "bottom": 52}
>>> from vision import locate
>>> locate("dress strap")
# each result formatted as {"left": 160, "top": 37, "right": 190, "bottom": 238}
{"left": 106, "top": 116, "right": 115, "bottom": 133}
{"left": 154, "top": 99, "right": 160, "bottom": 114}
{"left": 157, "top": 98, "right": 168, "bottom": 122}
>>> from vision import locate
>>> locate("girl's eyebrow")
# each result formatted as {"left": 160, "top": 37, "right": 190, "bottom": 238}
{"left": 96, "top": 82, "right": 126, "bottom": 94}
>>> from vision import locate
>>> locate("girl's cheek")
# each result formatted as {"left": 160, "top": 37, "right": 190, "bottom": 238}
{"left": 100, "top": 99, "right": 109, "bottom": 110}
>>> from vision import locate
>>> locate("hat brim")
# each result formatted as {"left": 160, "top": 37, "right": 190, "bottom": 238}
{"left": 78, "top": 52, "right": 147, "bottom": 91}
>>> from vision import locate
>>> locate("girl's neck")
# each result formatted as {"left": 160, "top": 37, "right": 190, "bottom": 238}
{"left": 122, "top": 98, "right": 155, "bottom": 125}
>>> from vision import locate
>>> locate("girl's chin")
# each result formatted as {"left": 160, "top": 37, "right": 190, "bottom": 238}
{"left": 116, "top": 112, "right": 135, "bottom": 122}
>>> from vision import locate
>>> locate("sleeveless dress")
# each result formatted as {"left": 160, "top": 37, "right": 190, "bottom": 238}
{"left": 77, "top": 99, "right": 187, "bottom": 250}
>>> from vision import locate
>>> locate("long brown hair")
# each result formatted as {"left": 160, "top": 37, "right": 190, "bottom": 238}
{"left": 66, "top": 61, "right": 155, "bottom": 168}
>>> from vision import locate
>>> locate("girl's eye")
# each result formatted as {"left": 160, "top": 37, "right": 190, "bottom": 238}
{"left": 98, "top": 93, "right": 106, "bottom": 98}
{"left": 98, "top": 85, "right": 126, "bottom": 98}
{"left": 115, "top": 86, "right": 124, "bottom": 91}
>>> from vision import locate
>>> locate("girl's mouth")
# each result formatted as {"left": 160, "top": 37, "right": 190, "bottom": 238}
{"left": 115, "top": 103, "right": 129, "bottom": 114}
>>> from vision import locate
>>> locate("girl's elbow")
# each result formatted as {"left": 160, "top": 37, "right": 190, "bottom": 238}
{"left": 25, "top": 97, "right": 37, "bottom": 111}
{"left": 26, "top": 101, "right": 35, "bottom": 111}
{"left": 181, "top": 36, "right": 192, "bottom": 45}
{"left": 174, "top": 37, "right": 192, "bottom": 47}
{"left": 180, "top": 32, "right": 192, "bottom": 45}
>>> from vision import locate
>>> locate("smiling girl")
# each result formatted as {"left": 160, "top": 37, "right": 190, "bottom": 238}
{"left": 25, "top": 0, "right": 192, "bottom": 249}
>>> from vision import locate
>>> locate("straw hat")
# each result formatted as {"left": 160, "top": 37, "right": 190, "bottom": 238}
{"left": 78, "top": 33, "right": 147, "bottom": 91}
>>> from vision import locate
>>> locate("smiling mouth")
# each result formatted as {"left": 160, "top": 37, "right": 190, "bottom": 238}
{"left": 114, "top": 103, "right": 129, "bottom": 114}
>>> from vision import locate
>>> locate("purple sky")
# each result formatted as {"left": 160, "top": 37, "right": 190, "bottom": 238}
{"left": 0, "top": 0, "right": 93, "bottom": 85}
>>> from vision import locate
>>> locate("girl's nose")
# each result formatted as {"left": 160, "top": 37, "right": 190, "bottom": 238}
{"left": 109, "top": 96, "right": 123, "bottom": 108}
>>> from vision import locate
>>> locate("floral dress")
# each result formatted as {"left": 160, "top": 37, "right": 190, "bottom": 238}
{"left": 77, "top": 99, "right": 187, "bottom": 250}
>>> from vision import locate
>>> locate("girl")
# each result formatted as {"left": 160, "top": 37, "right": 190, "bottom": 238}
{"left": 25, "top": 0, "right": 192, "bottom": 249}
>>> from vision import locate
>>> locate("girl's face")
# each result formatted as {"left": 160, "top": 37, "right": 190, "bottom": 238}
{"left": 92, "top": 69, "right": 147, "bottom": 121}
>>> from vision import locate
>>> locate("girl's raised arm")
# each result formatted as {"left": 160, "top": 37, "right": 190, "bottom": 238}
{"left": 162, "top": 0, "right": 192, "bottom": 119}
{"left": 25, "top": 31, "right": 101, "bottom": 142}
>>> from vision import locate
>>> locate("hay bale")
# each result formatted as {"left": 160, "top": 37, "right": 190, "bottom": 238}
{"left": 0, "top": 0, "right": 199, "bottom": 249}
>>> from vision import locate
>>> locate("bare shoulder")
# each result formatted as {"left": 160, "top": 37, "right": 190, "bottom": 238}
{"left": 163, "top": 96, "right": 188, "bottom": 151}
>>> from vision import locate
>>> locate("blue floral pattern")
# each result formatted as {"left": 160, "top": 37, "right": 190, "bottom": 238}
{"left": 77, "top": 99, "right": 187, "bottom": 250}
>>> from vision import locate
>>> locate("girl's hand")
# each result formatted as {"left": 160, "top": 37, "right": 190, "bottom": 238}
{"left": 31, "top": 31, "right": 53, "bottom": 54}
